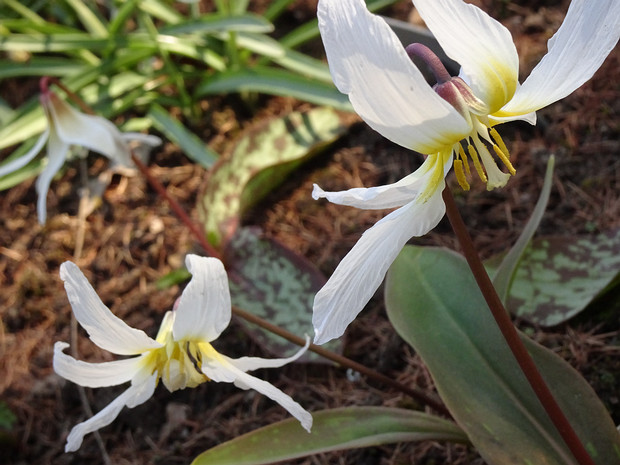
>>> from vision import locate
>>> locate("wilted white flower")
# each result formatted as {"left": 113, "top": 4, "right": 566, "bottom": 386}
{"left": 0, "top": 89, "right": 160, "bottom": 223}
{"left": 54, "top": 255, "right": 312, "bottom": 452}
{"left": 312, "top": 0, "right": 620, "bottom": 344}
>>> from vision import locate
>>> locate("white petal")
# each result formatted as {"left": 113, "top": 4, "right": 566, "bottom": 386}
{"left": 200, "top": 347, "right": 312, "bottom": 432}
{"left": 64, "top": 371, "right": 157, "bottom": 452}
{"left": 313, "top": 188, "right": 446, "bottom": 345}
{"left": 0, "top": 128, "right": 49, "bottom": 178}
{"left": 413, "top": 0, "right": 518, "bottom": 113}
{"left": 497, "top": 0, "right": 620, "bottom": 116}
{"left": 318, "top": 0, "right": 470, "bottom": 154}
{"left": 224, "top": 336, "right": 310, "bottom": 373}
{"left": 121, "top": 133, "right": 162, "bottom": 148}
{"left": 312, "top": 155, "right": 436, "bottom": 209}
{"left": 60, "top": 262, "right": 162, "bottom": 355}
{"left": 45, "top": 93, "right": 132, "bottom": 166}
{"left": 35, "top": 127, "right": 69, "bottom": 224}
{"left": 53, "top": 341, "right": 145, "bottom": 388}
{"left": 172, "top": 255, "right": 231, "bottom": 343}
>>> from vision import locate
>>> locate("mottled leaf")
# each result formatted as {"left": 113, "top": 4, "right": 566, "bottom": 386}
{"left": 386, "top": 246, "right": 620, "bottom": 465}
{"left": 191, "top": 407, "right": 467, "bottom": 465}
{"left": 199, "top": 107, "right": 348, "bottom": 249}
{"left": 225, "top": 227, "right": 340, "bottom": 361}
{"left": 502, "top": 229, "right": 620, "bottom": 326}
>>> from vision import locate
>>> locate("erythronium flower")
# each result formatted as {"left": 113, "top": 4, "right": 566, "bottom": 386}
{"left": 312, "top": 0, "right": 620, "bottom": 344}
{"left": 54, "top": 255, "right": 312, "bottom": 452}
{"left": 0, "top": 86, "right": 160, "bottom": 224}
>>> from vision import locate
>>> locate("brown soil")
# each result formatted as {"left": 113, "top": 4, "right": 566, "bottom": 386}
{"left": 1, "top": 1, "right": 618, "bottom": 464}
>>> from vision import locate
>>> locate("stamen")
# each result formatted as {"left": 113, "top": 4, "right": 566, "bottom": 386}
{"left": 493, "top": 145, "right": 516, "bottom": 175}
{"left": 454, "top": 159, "right": 470, "bottom": 191}
{"left": 467, "top": 144, "right": 488, "bottom": 183}
{"left": 473, "top": 136, "right": 511, "bottom": 189}
{"left": 489, "top": 127, "right": 510, "bottom": 159}
{"left": 458, "top": 144, "right": 471, "bottom": 176}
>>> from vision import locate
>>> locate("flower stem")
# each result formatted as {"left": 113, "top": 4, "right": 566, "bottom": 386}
{"left": 232, "top": 305, "right": 451, "bottom": 417}
{"left": 130, "top": 154, "right": 223, "bottom": 261}
{"left": 441, "top": 186, "right": 595, "bottom": 465}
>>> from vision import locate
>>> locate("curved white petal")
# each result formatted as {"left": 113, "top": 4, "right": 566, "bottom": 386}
{"left": 200, "top": 346, "right": 312, "bottom": 432}
{"left": 318, "top": 0, "right": 470, "bottom": 154}
{"left": 313, "top": 187, "right": 447, "bottom": 345}
{"left": 413, "top": 0, "right": 518, "bottom": 113}
{"left": 172, "top": 255, "right": 231, "bottom": 343}
{"left": 64, "top": 371, "right": 157, "bottom": 452}
{"left": 312, "top": 155, "right": 437, "bottom": 209}
{"left": 45, "top": 93, "right": 132, "bottom": 166}
{"left": 53, "top": 341, "right": 145, "bottom": 388}
{"left": 224, "top": 336, "right": 310, "bottom": 373}
{"left": 498, "top": 0, "right": 620, "bottom": 116}
{"left": 0, "top": 128, "right": 49, "bottom": 178}
{"left": 60, "top": 262, "right": 162, "bottom": 355}
{"left": 35, "top": 127, "right": 69, "bottom": 224}
{"left": 121, "top": 133, "right": 162, "bottom": 147}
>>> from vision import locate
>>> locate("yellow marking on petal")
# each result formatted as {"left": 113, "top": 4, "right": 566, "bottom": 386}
{"left": 467, "top": 144, "right": 487, "bottom": 183}
{"left": 419, "top": 154, "right": 444, "bottom": 203}
{"left": 493, "top": 144, "right": 516, "bottom": 175}
{"left": 454, "top": 159, "right": 470, "bottom": 191}
{"left": 490, "top": 127, "right": 510, "bottom": 160}
{"left": 458, "top": 143, "right": 471, "bottom": 176}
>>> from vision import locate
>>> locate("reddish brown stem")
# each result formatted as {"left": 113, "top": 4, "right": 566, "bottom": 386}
{"left": 232, "top": 305, "right": 451, "bottom": 417}
{"left": 130, "top": 154, "right": 222, "bottom": 260}
{"left": 442, "top": 186, "right": 595, "bottom": 465}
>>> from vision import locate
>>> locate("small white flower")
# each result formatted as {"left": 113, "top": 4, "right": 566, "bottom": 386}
{"left": 54, "top": 255, "right": 312, "bottom": 452}
{"left": 312, "top": 0, "right": 620, "bottom": 344}
{"left": 0, "top": 89, "right": 160, "bottom": 224}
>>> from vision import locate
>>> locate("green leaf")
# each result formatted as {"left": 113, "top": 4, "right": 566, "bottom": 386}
{"left": 160, "top": 13, "right": 274, "bottom": 35}
{"left": 63, "top": 0, "right": 108, "bottom": 38}
{"left": 199, "top": 107, "right": 348, "bottom": 248}
{"left": 195, "top": 67, "right": 352, "bottom": 110}
{"left": 191, "top": 407, "right": 467, "bottom": 465}
{"left": 156, "top": 268, "right": 191, "bottom": 290}
{"left": 491, "top": 155, "right": 555, "bottom": 302}
{"left": 0, "top": 57, "right": 86, "bottom": 78}
{"left": 0, "top": 156, "right": 43, "bottom": 191}
{"left": 385, "top": 246, "right": 620, "bottom": 465}
{"left": 500, "top": 230, "right": 620, "bottom": 326}
{"left": 225, "top": 227, "right": 340, "bottom": 361}
{"left": 147, "top": 104, "right": 218, "bottom": 169}
{"left": 0, "top": 402, "right": 17, "bottom": 430}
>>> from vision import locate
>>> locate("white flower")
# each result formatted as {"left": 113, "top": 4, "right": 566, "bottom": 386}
{"left": 54, "top": 255, "right": 312, "bottom": 452}
{"left": 0, "top": 90, "right": 160, "bottom": 224}
{"left": 312, "top": 0, "right": 620, "bottom": 344}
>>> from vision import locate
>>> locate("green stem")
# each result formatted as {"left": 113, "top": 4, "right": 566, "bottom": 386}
{"left": 441, "top": 186, "right": 595, "bottom": 465}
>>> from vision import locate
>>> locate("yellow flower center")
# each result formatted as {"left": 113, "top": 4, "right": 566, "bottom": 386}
{"left": 435, "top": 78, "right": 516, "bottom": 191}
{"left": 142, "top": 311, "right": 209, "bottom": 392}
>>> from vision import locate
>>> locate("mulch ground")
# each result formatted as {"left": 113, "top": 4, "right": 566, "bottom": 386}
{"left": 1, "top": 1, "right": 618, "bottom": 464}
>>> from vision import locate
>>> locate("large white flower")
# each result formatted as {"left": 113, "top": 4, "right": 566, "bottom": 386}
{"left": 54, "top": 255, "right": 312, "bottom": 452}
{"left": 0, "top": 89, "right": 160, "bottom": 224}
{"left": 312, "top": 0, "right": 620, "bottom": 344}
